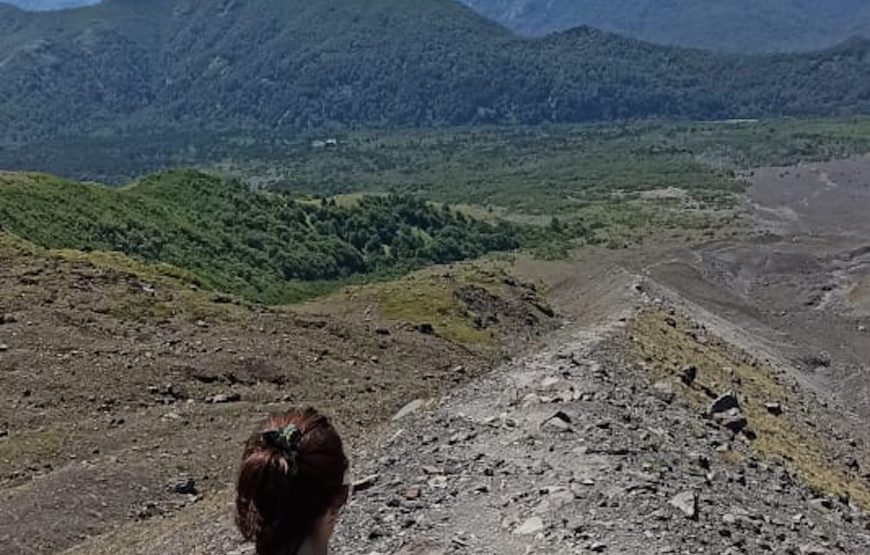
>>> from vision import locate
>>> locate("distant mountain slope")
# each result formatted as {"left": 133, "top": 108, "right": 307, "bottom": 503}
{"left": 1, "top": 0, "right": 99, "bottom": 10}
{"left": 2, "top": 0, "right": 870, "bottom": 143}
{"left": 459, "top": 0, "right": 870, "bottom": 52}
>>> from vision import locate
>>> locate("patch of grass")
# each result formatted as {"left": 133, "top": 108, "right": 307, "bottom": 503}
{"left": 629, "top": 308, "right": 870, "bottom": 510}
{"left": 0, "top": 427, "right": 69, "bottom": 482}
{"left": 374, "top": 274, "right": 494, "bottom": 347}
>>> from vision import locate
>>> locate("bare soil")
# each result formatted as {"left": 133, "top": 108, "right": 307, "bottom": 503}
{"left": 641, "top": 156, "right": 870, "bottom": 421}
{"left": 0, "top": 236, "right": 556, "bottom": 555}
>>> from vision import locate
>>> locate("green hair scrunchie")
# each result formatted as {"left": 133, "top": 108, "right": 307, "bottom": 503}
{"left": 261, "top": 424, "right": 303, "bottom": 475}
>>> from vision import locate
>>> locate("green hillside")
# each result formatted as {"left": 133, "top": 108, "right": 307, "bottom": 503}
{"left": 0, "top": 170, "right": 519, "bottom": 302}
{"left": 3, "top": 0, "right": 870, "bottom": 143}
{"left": 460, "top": 0, "right": 870, "bottom": 53}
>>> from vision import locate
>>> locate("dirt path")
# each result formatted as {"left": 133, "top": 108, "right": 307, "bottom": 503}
{"left": 329, "top": 280, "right": 870, "bottom": 555}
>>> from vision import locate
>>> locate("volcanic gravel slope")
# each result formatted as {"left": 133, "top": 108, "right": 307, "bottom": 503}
{"left": 329, "top": 287, "right": 870, "bottom": 555}
{"left": 0, "top": 233, "right": 556, "bottom": 555}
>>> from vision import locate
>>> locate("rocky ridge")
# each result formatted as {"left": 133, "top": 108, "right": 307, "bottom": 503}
{"left": 329, "top": 288, "right": 870, "bottom": 555}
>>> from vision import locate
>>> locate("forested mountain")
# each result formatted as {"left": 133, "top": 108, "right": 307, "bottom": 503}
{"left": 459, "top": 0, "right": 870, "bottom": 53}
{"left": 1, "top": 0, "right": 98, "bottom": 10}
{"left": 0, "top": 170, "right": 519, "bottom": 302}
{"left": 2, "top": 0, "right": 870, "bottom": 144}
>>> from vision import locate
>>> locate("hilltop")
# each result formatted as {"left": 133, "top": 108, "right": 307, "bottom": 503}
{"left": 460, "top": 0, "right": 870, "bottom": 52}
{"left": 3, "top": 0, "right": 870, "bottom": 142}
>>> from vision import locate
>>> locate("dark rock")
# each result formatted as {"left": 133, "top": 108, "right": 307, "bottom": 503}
{"left": 714, "top": 408, "right": 748, "bottom": 434}
{"left": 680, "top": 365, "right": 698, "bottom": 386}
{"left": 415, "top": 323, "right": 435, "bottom": 335}
{"left": 711, "top": 392, "right": 740, "bottom": 414}
{"left": 169, "top": 476, "right": 198, "bottom": 495}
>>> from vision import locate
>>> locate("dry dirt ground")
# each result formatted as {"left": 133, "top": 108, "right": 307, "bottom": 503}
{"left": 0, "top": 235, "right": 557, "bottom": 555}
{"left": 5, "top": 156, "right": 870, "bottom": 555}
{"left": 641, "top": 156, "right": 870, "bottom": 421}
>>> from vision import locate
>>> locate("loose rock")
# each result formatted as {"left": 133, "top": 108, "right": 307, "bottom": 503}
{"left": 680, "top": 365, "right": 698, "bottom": 386}
{"left": 207, "top": 393, "right": 240, "bottom": 404}
{"left": 168, "top": 476, "right": 197, "bottom": 495}
{"left": 393, "top": 399, "right": 427, "bottom": 421}
{"left": 514, "top": 516, "right": 545, "bottom": 535}
{"left": 710, "top": 392, "right": 740, "bottom": 414}
{"left": 670, "top": 491, "right": 699, "bottom": 520}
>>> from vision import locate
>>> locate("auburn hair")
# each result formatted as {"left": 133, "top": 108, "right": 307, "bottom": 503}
{"left": 236, "top": 407, "right": 349, "bottom": 555}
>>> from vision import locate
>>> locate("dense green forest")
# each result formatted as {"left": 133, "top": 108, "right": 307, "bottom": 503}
{"left": 6, "top": 118, "right": 868, "bottom": 213}
{"left": 3, "top": 0, "right": 870, "bottom": 143}
{"left": 0, "top": 170, "right": 519, "bottom": 302}
{"left": 459, "top": 0, "right": 870, "bottom": 53}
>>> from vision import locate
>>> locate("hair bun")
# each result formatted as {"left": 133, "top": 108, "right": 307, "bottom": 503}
{"left": 261, "top": 424, "right": 303, "bottom": 475}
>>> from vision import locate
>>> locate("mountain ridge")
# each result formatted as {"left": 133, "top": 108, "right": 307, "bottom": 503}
{"left": 459, "top": 0, "right": 870, "bottom": 53}
{"left": 3, "top": 0, "right": 870, "bottom": 143}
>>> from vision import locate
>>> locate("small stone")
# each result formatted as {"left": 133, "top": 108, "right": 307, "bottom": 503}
{"left": 670, "top": 491, "right": 699, "bottom": 520}
{"left": 542, "top": 411, "right": 572, "bottom": 432}
{"left": 765, "top": 402, "right": 783, "bottom": 416}
{"left": 393, "top": 399, "right": 426, "bottom": 421}
{"left": 352, "top": 474, "right": 379, "bottom": 493}
{"left": 589, "top": 542, "right": 607, "bottom": 552}
{"left": 0, "top": 344, "right": 8, "bottom": 352}
{"left": 689, "top": 452, "right": 710, "bottom": 470}
{"left": 514, "top": 516, "right": 545, "bottom": 535}
{"left": 208, "top": 393, "right": 240, "bottom": 404}
{"left": 680, "top": 365, "right": 698, "bottom": 386}
{"left": 714, "top": 408, "right": 748, "bottom": 433}
{"left": 168, "top": 476, "right": 197, "bottom": 495}
{"left": 711, "top": 392, "right": 739, "bottom": 414}
{"left": 653, "top": 381, "right": 675, "bottom": 403}
{"left": 403, "top": 486, "right": 421, "bottom": 500}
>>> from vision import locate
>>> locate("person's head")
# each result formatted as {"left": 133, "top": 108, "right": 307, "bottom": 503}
{"left": 236, "top": 407, "right": 349, "bottom": 555}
